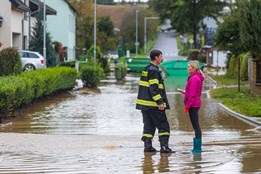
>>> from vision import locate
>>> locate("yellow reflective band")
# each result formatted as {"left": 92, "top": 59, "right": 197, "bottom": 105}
{"left": 143, "top": 134, "right": 153, "bottom": 138}
{"left": 158, "top": 132, "right": 170, "bottom": 136}
{"left": 149, "top": 79, "right": 159, "bottom": 85}
{"left": 136, "top": 99, "right": 166, "bottom": 107}
{"left": 158, "top": 84, "right": 163, "bottom": 89}
{"left": 139, "top": 80, "right": 149, "bottom": 87}
{"left": 152, "top": 94, "right": 162, "bottom": 101}
{"left": 142, "top": 71, "right": 148, "bottom": 77}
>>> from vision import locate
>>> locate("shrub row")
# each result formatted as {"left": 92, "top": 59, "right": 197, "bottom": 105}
{"left": 0, "top": 67, "right": 77, "bottom": 119}
{"left": 0, "top": 47, "right": 22, "bottom": 76}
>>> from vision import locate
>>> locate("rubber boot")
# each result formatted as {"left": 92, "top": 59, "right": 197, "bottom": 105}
{"left": 160, "top": 138, "right": 173, "bottom": 153}
{"left": 143, "top": 138, "right": 157, "bottom": 153}
{"left": 191, "top": 138, "right": 202, "bottom": 153}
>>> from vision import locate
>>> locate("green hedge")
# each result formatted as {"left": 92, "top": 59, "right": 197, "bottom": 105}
{"left": 227, "top": 53, "right": 249, "bottom": 80}
{"left": 0, "top": 67, "right": 77, "bottom": 119}
{"left": 0, "top": 47, "right": 22, "bottom": 76}
{"left": 80, "top": 65, "right": 104, "bottom": 88}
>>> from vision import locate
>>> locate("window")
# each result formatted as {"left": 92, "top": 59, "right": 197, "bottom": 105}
{"left": 28, "top": 53, "right": 39, "bottom": 58}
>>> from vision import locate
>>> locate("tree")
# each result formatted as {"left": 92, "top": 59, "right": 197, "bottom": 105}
{"left": 29, "top": 10, "right": 56, "bottom": 67}
{"left": 238, "top": 0, "right": 261, "bottom": 61}
{"left": 215, "top": 0, "right": 261, "bottom": 92}
{"left": 68, "top": 0, "right": 94, "bottom": 58}
{"left": 215, "top": 5, "right": 245, "bottom": 92}
{"left": 148, "top": 0, "right": 227, "bottom": 48}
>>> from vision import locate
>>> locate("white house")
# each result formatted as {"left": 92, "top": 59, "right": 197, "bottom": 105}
{"left": 45, "top": 0, "right": 77, "bottom": 61}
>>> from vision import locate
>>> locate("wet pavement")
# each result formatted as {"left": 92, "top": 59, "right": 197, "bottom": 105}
{"left": 0, "top": 72, "right": 260, "bottom": 173}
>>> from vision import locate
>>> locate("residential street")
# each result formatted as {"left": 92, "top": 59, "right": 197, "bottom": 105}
{"left": 0, "top": 22, "right": 260, "bottom": 173}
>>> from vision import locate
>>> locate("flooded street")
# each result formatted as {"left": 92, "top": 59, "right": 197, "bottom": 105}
{"left": 0, "top": 72, "right": 260, "bottom": 173}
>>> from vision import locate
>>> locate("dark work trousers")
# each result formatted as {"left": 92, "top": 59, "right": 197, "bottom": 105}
{"left": 189, "top": 107, "right": 202, "bottom": 138}
{"left": 141, "top": 109, "right": 170, "bottom": 140}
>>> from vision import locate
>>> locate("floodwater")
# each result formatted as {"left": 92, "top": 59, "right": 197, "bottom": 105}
{"left": 0, "top": 72, "right": 260, "bottom": 174}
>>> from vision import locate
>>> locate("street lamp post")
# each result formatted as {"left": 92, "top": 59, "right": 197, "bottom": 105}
{"left": 43, "top": 0, "right": 46, "bottom": 68}
{"left": 94, "top": 0, "right": 96, "bottom": 65}
{"left": 135, "top": 10, "right": 139, "bottom": 57}
{"left": 144, "top": 17, "right": 159, "bottom": 54}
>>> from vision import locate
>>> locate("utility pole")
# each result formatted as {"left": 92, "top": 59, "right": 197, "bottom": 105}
{"left": 144, "top": 17, "right": 159, "bottom": 54}
{"left": 135, "top": 10, "right": 139, "bottom": 57}
{"left": 43, "top": 0, "right": 46, "bottom": 68}
{"left": 94, "top": 0, "right": 96, "bottom": 65}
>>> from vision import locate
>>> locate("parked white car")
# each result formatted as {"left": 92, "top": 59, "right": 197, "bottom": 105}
{"left": 18, "top": 50, "right": 45, "bottom": 71}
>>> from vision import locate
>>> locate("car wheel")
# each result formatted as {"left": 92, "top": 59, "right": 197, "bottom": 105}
{"left": 24, "top": 64, "right": 35, "bottom": 71}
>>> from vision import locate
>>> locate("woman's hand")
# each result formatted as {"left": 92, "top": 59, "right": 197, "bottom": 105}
{"left": 184, "top": 108, "right": 189, "bottom": 116}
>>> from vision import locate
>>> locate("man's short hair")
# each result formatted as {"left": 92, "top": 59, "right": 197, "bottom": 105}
{"left": 150, "top": 50, "right": 162, "bottom": 61}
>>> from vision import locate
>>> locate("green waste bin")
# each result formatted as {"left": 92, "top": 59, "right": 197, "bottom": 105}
{"left": 115, "top": 67, "right": 122, "bottom": 80}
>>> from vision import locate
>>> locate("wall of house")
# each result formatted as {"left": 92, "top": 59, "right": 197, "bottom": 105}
{"left": 248, "top": 58, "right": 261, "bottom": 95}
{"left": 46, "top": 0, "right": 76, "bottom": 61}
{"left": 0, "top": 0, "right": 29, "bottom": 50}
{"left": 0, "top": 1, "right": 12, "bottom": 50}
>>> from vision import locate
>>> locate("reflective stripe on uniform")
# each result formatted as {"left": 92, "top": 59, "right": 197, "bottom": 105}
{"left": 149, "top": 79, "right": 159, "bottom": 85}
{"left": 143, "top": 133, "right": 153, "bottom": 138}
{"left": 136, "top": 99, "right": 166, "bottom": 107}
{"left": 139, "top": 81, "right": 164, "bottom": 89}
{"left": 152, "top": 94, "right": 162, "bottom": 101}
{"left": 139, "top": 80, "right": 149, "bottom": 87}
{"left": 158, "top": 132, "right": 170, "bottom": 136}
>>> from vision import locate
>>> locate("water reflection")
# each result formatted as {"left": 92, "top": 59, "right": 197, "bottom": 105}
{"left": 0, "top": 72, "right": 260, "bottom": 173}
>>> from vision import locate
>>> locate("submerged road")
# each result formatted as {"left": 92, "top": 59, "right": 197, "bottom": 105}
{"left": 0, "top": 22, "right": 260, "bottom": 173}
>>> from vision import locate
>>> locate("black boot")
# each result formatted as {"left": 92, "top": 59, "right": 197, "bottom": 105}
{"left": 160, "top": 138, "right": 174, "bottom": 153}
{"left": 142, "top": 137, "right": 157, "bottom": 153}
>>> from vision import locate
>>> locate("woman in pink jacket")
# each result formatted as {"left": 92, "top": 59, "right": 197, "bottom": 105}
{"left": 178, "top": 61, "right": 204, "bottom": 153}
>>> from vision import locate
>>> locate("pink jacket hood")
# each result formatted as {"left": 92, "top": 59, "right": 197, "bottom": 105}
{"left": 183, "top": 72, "right": 204, "bottom": 109}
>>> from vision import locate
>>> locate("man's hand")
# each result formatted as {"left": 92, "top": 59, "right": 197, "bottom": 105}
{"left": 158, "top": 103, "right": 165, "bottom": 110}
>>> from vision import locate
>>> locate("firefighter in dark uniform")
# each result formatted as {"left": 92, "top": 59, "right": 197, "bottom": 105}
{"left": 136, "top": 49, "right": 173, "bottom": 153}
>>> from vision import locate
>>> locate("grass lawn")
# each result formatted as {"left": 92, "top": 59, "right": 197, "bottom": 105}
{"left": 209, "top": 74, "right": 249, "bottom": 86}
{"left": 209, "top": 74, "right": 260, "bottom": 117}
{"left": 210, "top": 87, "right": 261, "bottom": 117}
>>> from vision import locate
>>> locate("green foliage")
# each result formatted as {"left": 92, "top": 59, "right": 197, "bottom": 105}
{"left": 119, "top": 7, "right": 160, "bottom": 53}
{"left": 226, "top": 53, "right": 249, "bottom": 80}
{"left": 238, "top": 0, "right": 261, "bottom": 60}
{"left": 215, "top": 9, "right": 245, "bottom": 55}
{"left": 97, "top": 0, "right": 114, "bottom": 5}
{"left": 85, "top": 46, "right": 109, "bottom": 72}
{"left": 210, "top": 87, "right": 261, "bottom": 117}
{"left": 59, "top": 61, "right": 76, "bottom": 68}
{"left": 80, "top": 64, "right": 104, "bottom": 88}
{"left": 0, "top": 67, "right": 77, "bottom": 118}
{"left": 29, "top": 10, "right": 56, "bottom": 67}
{"left": 0, "top": 47, "right": 22, "bottom": 76}
{"left": 240, "top": 53, "right": 249, "bottom": 80}
{"left": 98, "top": 16, "right": 115, "bottom": 37}
{"left": 227, "top": 55, "right": 237, "bottom": 78}
{"left": 209, "top": 74, "right": 248, "bottom": 86}
{"left": 149, "top": 0, "right": 227, "bottom": 48}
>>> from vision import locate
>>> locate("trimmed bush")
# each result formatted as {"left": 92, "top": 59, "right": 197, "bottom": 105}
{"left": 80, "top": 65, "right": 103, "bottom": 88}
{"left": 0, "top": 47, "right": 22, "bottom": 76}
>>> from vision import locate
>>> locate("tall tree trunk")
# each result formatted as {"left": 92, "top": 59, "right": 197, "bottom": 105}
{"left": 238, "top": 58, "right": 240, "bottom": 92}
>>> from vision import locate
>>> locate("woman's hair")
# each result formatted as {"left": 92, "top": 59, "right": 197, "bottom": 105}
{"left": 188, "top": 60, "right": 205, "bottom": 78}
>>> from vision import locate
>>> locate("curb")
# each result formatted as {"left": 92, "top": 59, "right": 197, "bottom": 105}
{"left": 218, "top": 103, "right": 261, "bottom": 127}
